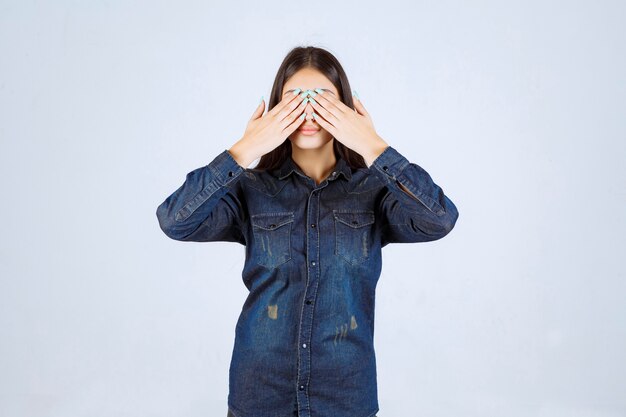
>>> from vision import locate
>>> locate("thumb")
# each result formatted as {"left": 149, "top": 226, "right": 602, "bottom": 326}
{"left": 353, "top": 94, "right": 370, "bottom": 119}
{"left": 250, "top": 96, "right": 265, "bottom": 120}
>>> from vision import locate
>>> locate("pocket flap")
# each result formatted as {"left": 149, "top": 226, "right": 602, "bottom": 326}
{"left": 251, "top": 212, "right": 295, "bottom": 230}
{"left": 333, "top": 210, "right": 375, "bottom": 228}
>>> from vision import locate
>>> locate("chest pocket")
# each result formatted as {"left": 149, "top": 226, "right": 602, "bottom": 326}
{"left": 333, "top": 210, "right": 376, "bottom": 265}
{"left": 250, "top": 211, "right": 294, "bottom": 269}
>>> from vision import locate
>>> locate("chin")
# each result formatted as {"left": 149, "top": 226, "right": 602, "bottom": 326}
{"left": 289, "top": 132, "right": 332, "bottom": 149}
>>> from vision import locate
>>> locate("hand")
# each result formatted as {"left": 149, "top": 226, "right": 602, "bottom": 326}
{"left": 307, "top": 90, "right": 389, "bottom": 167}
{"left": 230, "top": 92, "right": 308, "bottom": 167}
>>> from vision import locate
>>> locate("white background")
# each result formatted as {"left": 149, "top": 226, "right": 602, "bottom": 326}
{"left": 1, "top": 1, "right": 624, "bottom": 416}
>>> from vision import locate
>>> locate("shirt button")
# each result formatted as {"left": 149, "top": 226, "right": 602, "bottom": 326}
{"left": 228, "top": 171, "right": 234, "bottom": 177}
{"left": 302, "top": 343, "right": 307, "bottom": 348}
{"left": 310, "top": 223, "right": 316, "bottom": 228}
{"left": 382, "top": 165, "right": 388, "bottom": 171}
{"left": 306, "top": 299, "right": 312, "bottom": 304}
{"left": 299, "top": 385, "right": 305, "bottom": 390}
{"left": 311, "top": 261, "right": 316, "bottom": 266}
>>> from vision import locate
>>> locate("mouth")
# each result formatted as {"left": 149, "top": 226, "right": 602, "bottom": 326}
{"left": 298, "top": 126, "right": 320, "bottom": 132}
{"left": 298, "top": 128, "right": 320, "bottom": 135}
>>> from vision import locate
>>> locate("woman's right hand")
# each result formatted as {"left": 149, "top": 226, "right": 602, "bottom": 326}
{"left": 228, "top": 91, "right": 308, "bottom": 167}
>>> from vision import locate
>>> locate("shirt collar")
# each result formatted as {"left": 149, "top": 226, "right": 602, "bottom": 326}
{"left": 276, "top": 154, "right": 352, "bottom": 181}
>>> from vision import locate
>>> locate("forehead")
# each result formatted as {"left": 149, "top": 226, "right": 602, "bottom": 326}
{"left": 282, "top": 68, "right": 339, "bottom": 96}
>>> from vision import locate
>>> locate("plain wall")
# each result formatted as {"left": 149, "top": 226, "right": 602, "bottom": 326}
{"left": 1, "top": 1, "right": 624, "bottom": 416}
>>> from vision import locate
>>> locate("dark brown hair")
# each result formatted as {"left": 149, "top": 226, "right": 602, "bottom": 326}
{"left": 254, "top": 46, "right": 367, "bottom": 172}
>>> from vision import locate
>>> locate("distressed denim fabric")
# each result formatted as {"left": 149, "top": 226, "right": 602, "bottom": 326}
{"left": 156, "top": 146, "right": 459, "bottom": 417}
{"left": 227, "top": 408, "right": 377, "bottom": 417}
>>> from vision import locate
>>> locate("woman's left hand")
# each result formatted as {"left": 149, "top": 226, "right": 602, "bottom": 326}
{"left": 308, "top": 90, "right": 390, "bottom": 167}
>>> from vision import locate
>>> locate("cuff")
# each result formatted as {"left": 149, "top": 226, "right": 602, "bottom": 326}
{"left": 207, "top": 149, "right": 246, "bottom": 186}
{"left": 369, "top": 145, "right": 411, "bottom": 185}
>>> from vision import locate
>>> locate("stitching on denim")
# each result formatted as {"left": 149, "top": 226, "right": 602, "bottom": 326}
{"left": 304, "top": 186, "right": 322, "bottom": 412}
{"left": 175, "top": 180, "right": 220, "bottom": 222}
{"left": 333, "top": 211, "right": 375, "bottom": 228}
{"left": 250, "top": 212, "right": 293, "bottom": 269}
{"left": 250, "top": 212, "right": 295, "bottom": 229}
{"left": 333, "top": 209, "right": 374, "bottom": 265}
{"left": 395, "top": 177, "right": 445, "bottom": 216}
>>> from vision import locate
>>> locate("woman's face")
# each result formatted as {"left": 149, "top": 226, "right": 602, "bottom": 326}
{"left": 282, "top": 68, "right": 340, "bottom": 151}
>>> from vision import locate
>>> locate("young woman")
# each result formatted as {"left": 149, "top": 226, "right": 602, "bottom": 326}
{"left": 156, "top": 46, "right": 459, "bottom": 417}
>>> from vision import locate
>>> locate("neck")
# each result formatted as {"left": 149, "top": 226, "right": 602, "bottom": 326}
{"left": 291, "top": 141, "right": 337, "bottom": 185}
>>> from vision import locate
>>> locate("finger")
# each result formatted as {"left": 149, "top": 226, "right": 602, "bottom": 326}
{"left": 268, "top": 89, "right": 303, "bottom": 118}
{"left": 278, "top": 94, "right": 307, "bottom": 124}
{"left": 283, "top": 108, "right": 308, "bottom": 135}
{"left": 279, "top": 97, "right": 308, "bottom": 129}
{"left": 311, "top": 111, "right": 338, "bottom": 137}
{"left": 307, "top": 97, "right": 340, "bottom": 125}
{"left": 313, "top": 90, "right": 348, "bottom": 114}
{"left": 352, "top": 95, "right": 370, "bottom": 118}
{"left": 250, "top": 97, "right": 265, "bottom": 120}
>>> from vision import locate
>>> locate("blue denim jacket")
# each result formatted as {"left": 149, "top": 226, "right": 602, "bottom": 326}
{"left": 156, "top": 145, "right": 459, "bottom": 417}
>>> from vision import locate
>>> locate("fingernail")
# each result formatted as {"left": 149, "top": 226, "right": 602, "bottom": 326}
{"left": 299, "top": 113, "right": 305, "bottom": 120}
{"left": 309, "top": 97, "right": 317, "bottom": 105}
{"left": 352, "top": 90, "right": 359, "bottom": 99}
{"left": 259, "top": 95, "right": 264, "bottom": 104}
{"left": 312, "top": 112, "right": 317, "bottom": 119}
{"left": 308, "top": 91, "right": 317, "bottom": 97}
{"left": 303, "top": 97, "right": 310, "bottom": 103}
{"left": 293, "top": 88, "right": 302, "bottom": 95}
{"left": 300, "top": 91, "right": 308, "bottom": 98}
{"left": 315, "top": 88, "right": 324, "bottom": 94}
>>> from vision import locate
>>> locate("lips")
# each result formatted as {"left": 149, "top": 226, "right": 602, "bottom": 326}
{"left": 298, "top": 127, "right": 319, "bottom": 132}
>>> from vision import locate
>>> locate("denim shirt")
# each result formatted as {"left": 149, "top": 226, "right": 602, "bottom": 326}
{"left": 156, "top": 145, "right": 459, "bottom": 417}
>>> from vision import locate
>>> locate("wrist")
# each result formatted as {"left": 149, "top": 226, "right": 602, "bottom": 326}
{"left": 363, "top": 138, "right": 389, "bottom": 168}
{"left": 228, "top": 139, "right": 256, "bottom": 168}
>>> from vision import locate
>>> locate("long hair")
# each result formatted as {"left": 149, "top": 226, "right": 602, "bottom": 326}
{"left": 254, "top": 46, "right": 367, "bottom": 171}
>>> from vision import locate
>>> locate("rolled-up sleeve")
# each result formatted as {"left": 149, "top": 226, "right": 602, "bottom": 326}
{"left": 156, "top": 149, "right": 247, "bottom": 244}
{"left": 370, "top": 145, "right": 459, "bottom": 245}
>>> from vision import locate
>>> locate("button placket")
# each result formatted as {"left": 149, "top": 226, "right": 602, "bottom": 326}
{"left": 296, "top": 184, "right": 327, "bottom": 417}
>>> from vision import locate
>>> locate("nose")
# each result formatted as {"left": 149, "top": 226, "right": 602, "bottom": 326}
{"left": 303, "top": 99, "right": 315, "bottom": 121}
